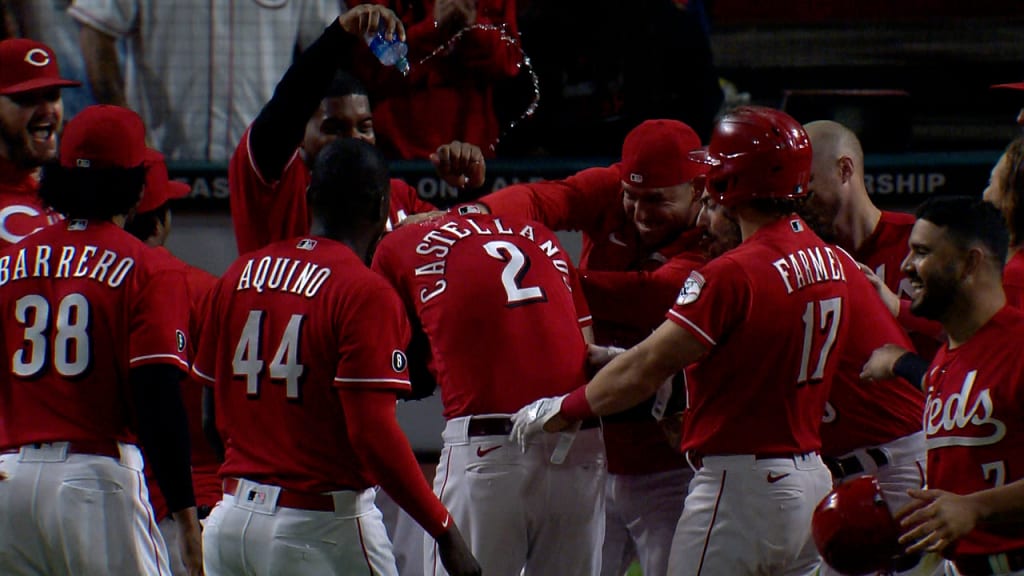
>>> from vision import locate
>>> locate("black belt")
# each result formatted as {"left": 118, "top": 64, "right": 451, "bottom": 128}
{"left": 824, "top": 447, "right": 890, "bottom": 479}
{"left": 466, "top": 416, "right": 600, "bottom": 437}
{"left": 955, "top": 549, "right": 1024, "bottom": 576}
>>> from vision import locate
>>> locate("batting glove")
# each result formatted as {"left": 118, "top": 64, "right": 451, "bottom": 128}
{"left": 510, "top": 394, "right": 567, "bottom": 452}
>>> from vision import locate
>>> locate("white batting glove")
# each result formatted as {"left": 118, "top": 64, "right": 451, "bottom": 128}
{"left": 510, "top": 394, "right": 567, "bottom": 452}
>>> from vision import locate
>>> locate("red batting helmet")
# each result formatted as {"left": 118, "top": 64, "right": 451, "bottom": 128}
{"left": 812, "top": 476, "right": 904, "bottom": 575}
{"left": 690, "top": 106, "right": 812, "bottom": 207}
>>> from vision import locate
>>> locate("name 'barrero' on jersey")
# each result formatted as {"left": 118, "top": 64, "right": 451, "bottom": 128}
{"left": 235, "top": 239, "right": 332, "bottom": 298}
{"left": 415, "top": 218, "right": 571, "bottom": 303}
{"left": 0, "top": 243, "right": 135, "bottom": 288}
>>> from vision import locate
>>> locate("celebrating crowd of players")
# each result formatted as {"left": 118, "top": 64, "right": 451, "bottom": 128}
{"left": 2, "top": 4, "right": 1024, "bottom": 576}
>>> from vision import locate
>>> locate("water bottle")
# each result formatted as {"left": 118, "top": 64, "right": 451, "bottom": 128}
{"left": 366, "top": 28, "right": 410, "bottom": 76}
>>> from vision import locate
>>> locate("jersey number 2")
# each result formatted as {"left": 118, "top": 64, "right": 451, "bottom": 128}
{"left": 232, "top": 310, "right": 305, "bottom": 400}
{"left": 483, "top": 240, "right": 547, "bottom": 307}
{"left": 13, "top": 293, "right": 90, "bottom": 378}
{"left": 796, "top": 297, "right": 842, "bottom": 387}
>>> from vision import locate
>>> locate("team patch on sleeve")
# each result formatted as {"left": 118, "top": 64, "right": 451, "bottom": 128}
{"left": 176, "top": 330, "right": 187, "bottom": 352}
{"left": 391, "top": 350, "right": 408, "bottom": 373}
{"left": 675, "top": 271, "right": 706, "bottom": 306}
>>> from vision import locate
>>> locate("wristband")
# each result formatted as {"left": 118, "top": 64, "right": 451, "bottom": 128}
{"left": 892, "top": 352, "right": 929, "bottom": 389}
{"left": 560, "top": 386, "right": 596, "bottom": 421}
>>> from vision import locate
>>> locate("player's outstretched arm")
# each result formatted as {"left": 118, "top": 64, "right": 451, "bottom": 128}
{"left": 896, "top": 479, "right": 1024, "bottom": 554}
{"left": 339, "top": 388, "right": 482, "bottom": 575}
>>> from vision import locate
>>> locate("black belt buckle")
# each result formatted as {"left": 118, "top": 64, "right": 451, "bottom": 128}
{"left": 825, "top": 448, "right": 890, "bottom": 480}
{"left": 467, "top": 417, "right": 513, "bottom": 437}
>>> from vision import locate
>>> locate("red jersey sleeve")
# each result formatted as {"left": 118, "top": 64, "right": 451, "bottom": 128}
{"left": 129, "top": 266, "right": 190, "bottom": 371}
{"left": 229, "top": 126, "right": 311, "bottom": 255}
{"left": 333, "top": 278, "right": 413, "bottom": 393}
{"left": 480, "top": 166, "right": 623, "bottom": 234}
{"left": 190, "top": 279, "right": 225, "bottom": 386}
{"left": 582, "top": 252, "right": 704, "bottom": 331}
{"left": 665, "top": 258, "right": 751, "bottom": 347}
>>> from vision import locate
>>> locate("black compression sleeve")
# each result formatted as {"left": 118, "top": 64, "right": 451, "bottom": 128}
{"left": 131, "top": 364, "right": 195, "bottom": 513}
{"left": 893, "top": 352, "right": 929, "bottom": 390}
{"left": 249, "top": 20, "right": 360, "bottom": 181}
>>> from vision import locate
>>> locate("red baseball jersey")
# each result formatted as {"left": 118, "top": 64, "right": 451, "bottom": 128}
{"left": 482, "top": 167, "right": 703, "bottom": 473}
{"left": 0, "top": 158, "right": 62, "bottom": 248}
{"left": 229, "top": 125, "right": 435, "bottom": 255}
{"left": 670, "top": 216, "right": 849, "bottom": 455}
{"left": 147, "top": 251, "right": 221, "bottom": 520}
{"left": 372, "top": 213, "right": 589, "bottom": 418}
{"left": 820, "top": 247, "right": 924, "bottom": 456}
{"left": 1003, "top": 250, "right": 1024, "bottom": 310}
{"left": 191, "top": 237, "right": 411, "bottom": 494}
{"left": 923, "top": 306, "right": 1024, "bottom": 558}
{"left": 0, "top": 220, "right": 189, "bottom": 449}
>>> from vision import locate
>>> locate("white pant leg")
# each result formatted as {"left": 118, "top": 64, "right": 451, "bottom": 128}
{"left": 668, "top": 453, "right": 831, "bottom": 576}
{"left": 426, "top": 417, "right": 606, "bottom": 576}
{"left": 600, "top": 476, "right": 638, "bottom": 576}
{"left": 0, "top": 443, "right": 170, "bottom": 576}
{"left": 204, "top": 480, "right": 397, "bottom": 576}
{"left": 378, "top": 489, "right": 427, "bottom": 576}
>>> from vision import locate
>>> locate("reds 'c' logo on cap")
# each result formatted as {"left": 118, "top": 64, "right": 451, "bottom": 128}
{"left": 24, "top": 48, "right": 50, "bottom": 67}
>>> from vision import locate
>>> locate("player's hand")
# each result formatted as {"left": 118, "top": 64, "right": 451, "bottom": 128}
{"left": 434, "top": 522, "right": 482, "bottom": 576}
{"left": 338, "top": 4, "right": 406, "bottom": 42}
{"left": 510, "top": 394, "right": 570, "bottom": 451}
{"left": 397, "top": 210, "right": 447, "bottom": 228}
{"left": 860, "top": 343, "right": 910, "bottom": 382}
{"left": 587, "top": 344, "right": 625, "bottom": 372}
{"left": 896, "top": 489, "right": 979, "bottom": 554}
{"left": 431, "top": 141, "right": 486, "bottom": 189}
{"left": 172, "top": 507, "right": 204, "bottom": 575}
{"left": 858, "top": 263, "right": 899, "bottom": 317}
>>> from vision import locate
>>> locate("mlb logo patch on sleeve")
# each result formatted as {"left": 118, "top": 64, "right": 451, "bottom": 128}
{"left": 675, "top": 271, "right": 705, "bottom": 306}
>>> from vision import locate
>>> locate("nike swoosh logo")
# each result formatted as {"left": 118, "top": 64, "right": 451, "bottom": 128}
{"left": 442, "top": 514, "right": 450, "bottom": 528}
{"left": 476, "top": 445, "right": 502, "bottom": 457}
{"left": 766, "top": 472, "right": 791, "bottom": 483}
{"left": 608, "top": 232, "right": 627, "bottom": 247}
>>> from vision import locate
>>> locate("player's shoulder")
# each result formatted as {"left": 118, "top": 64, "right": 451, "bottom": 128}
{"left": 879, "top": 210, "right": 917, "bottom": 230}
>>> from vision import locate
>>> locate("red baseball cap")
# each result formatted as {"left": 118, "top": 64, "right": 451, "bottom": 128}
{"left": 60, "top": 105, "right": 147, "bottom": 170}
{"left": 0, "top": 38, "right": 81, "bottom": 96}
{"left": 619, "top": 119, "right": 708, "bottom": 188}
{"left": 138, "top": 149, "right": 191, "bottom": 213}
{"left": 992, "top": 82, "right": 1024, "bottom": 91}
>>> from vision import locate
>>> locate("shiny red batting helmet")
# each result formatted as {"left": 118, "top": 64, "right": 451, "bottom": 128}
{"left": 690, "top": 106, "right": 812, "bottom": 207}
{"left": 812, "top": 476, "right": 904, "bottom": 575}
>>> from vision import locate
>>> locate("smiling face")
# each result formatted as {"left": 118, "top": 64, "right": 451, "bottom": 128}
{"left": 901, "top": 219, "right": 963, "bottom": 320}
{"left": 622, "top": 181, "right": 698, "bottom": 249}
{"left": 302, "top": 94, "right": 376, "bottom": 165}
{"left": 0, "top": 87, "right": 63, "bottom": 168}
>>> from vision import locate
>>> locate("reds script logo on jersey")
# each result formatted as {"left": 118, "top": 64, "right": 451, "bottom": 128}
{"left": 675, "top": 271, "right": 705, "bottom": 306}
{"left": 925, "top": 369, "right": 1007, "bottom": 449}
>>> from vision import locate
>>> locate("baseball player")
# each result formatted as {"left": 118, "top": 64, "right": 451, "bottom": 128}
{"left": 230, "top": 4, "right": 485, "bottom": 257}
{"left": 0, "top": 38, "right": 80, "bottom": 248}
{"left": 372, "top": 210, "right": 604, "bottom": 576}
{"left": 192, "top": 138, "right": 480, "bottom": 576}
{"left": 435, "top": 119, "right": 709, "bottom": 576}
{"left": 864, "top": 197, "right": 1024, "bottom": 575}
{"left": 702, "top": 184, "right": 936, "bottom": 576}
{"left": 514, "top": 106, "right": 848, "bottom": 576}
{"left": 68, "top": 0, "right": 338, "bottom": 162}
{"left": 126, "top": 149, "right": 221, "bottom": 576}
{"left": 982, "top": 135, "right": 1024, "bottom": 308}
{"left": 0, "top": 105, "right": 200, "bottom": 575}
{"left": 803, "top": 119, "right": 944, "bottom": 358}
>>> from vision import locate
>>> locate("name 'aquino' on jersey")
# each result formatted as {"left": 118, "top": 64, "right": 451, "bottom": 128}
{"left": 771, "top": 245, "right": 847, "bottom": 294}
{"left": 0, "top": 243, "right": 135, "bottom": 288}
{"left": 234, "top": 252, "right": 332, "bottom": 298}
{"left": 414, "top": 218, "right": 571, "bottom": 303}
